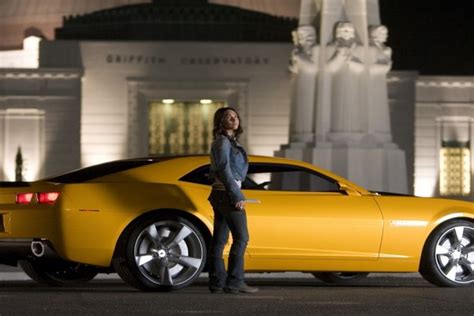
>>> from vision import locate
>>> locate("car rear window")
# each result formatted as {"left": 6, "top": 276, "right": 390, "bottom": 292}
{"left": 45, "top": 160, "right": 158, "bottom": 183}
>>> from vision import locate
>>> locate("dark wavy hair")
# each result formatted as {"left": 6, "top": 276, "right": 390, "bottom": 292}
{"left": 212, "top": 107, "right": 243, "bottom": 139}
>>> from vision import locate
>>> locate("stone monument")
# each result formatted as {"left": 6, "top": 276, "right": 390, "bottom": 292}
{"left": 278, "top": 0, "right": 407, "bottom": 193}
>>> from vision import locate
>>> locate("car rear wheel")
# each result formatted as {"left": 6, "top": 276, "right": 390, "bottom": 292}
{"left": 19, "top": 259, "right": 98, "bottom": 286}
{"left": 420, "top": 220, "right": 474, "bottom": 287}
{"left": 312, "top": 272, "right": 369, "bottom": 284}
{"left": 113, "top": 214, "right": 206, "bottom": 291}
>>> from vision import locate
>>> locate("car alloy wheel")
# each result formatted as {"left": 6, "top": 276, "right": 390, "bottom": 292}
{"left": 114, "top": 215, "right": 206, "bottom": 291}
{"left": 134, "top": 220, "right": 204, "bottom": 287}
{"left": 434, "top": 225, "right": 473, "bottom": 284}
{"left": 420, "top": 220, "right": 474, "bottom": 287}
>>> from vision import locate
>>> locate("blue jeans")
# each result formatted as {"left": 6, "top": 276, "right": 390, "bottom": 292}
{"left": 208, "top": 190, "right": 249, "bottom": 288}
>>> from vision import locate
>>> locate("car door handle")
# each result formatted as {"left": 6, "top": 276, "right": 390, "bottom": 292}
{"left": 245, "top": 199, "right": 261, "bottom": 204}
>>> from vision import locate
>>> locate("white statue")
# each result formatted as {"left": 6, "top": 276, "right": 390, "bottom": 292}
{"left": 369, "top": 25, "right": 391, "bottom": 61}
{"left": 367, "top": 24, "right": 392, "bottom": 142}
{"left": 325, "top": 22, "right": 364, "bottom": 137}
{"left": 288, "top": 25, "right": 319, "bottom": 144}
{"left": 280, "top": 1, "right": 408, "bottom": 194}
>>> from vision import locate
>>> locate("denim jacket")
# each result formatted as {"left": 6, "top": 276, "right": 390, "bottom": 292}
{"left": 209, "top": 133, "right": 248, "bottom": 204}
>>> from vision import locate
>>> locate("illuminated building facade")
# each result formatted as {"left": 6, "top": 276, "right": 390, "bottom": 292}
{"left": 0, "top": 0, "right": 473, "bottom": 201}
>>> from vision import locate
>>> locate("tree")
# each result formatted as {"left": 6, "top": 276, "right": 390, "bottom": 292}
{"left": 15, "top": 147, "right": 23, "bottom": 182}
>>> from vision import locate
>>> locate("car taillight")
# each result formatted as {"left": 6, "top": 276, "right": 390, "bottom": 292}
{"left": 37, "top": 192, "right": 60, "bottom": 205}
{"left": 16, "top": 193, "right": 34, "bottom": 205}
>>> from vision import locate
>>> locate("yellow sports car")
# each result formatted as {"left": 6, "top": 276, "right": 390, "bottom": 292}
{"left": 0, "top": 155, "right": 472, "bottom": 290}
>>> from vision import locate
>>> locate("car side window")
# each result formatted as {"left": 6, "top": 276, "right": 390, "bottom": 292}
{"left": 180, "top": 163, "right": 339, "bottom": 193}
{"left": 179, "top": 165, "right": 213, "bottom": 185}
{"left": 243, "top": 163, "right": 339, "bottom": 192}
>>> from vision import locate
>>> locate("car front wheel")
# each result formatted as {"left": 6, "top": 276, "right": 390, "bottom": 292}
{"left": 113, "top": 214, "right": 206, "bottom": 291}
{"left": 420, "top": 220, "right": 474, "bottom": 287}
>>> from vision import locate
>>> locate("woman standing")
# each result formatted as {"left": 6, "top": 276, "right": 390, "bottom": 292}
{"left": 207, "top": 107, "right": 258, "bottom": 294}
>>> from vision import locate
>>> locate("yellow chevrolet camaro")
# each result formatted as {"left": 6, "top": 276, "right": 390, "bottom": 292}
{"left": 0, "top": 155, "right": 472, "bottom": 290}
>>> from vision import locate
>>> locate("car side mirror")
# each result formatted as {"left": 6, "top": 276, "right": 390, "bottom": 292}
{"left": 338, "top": 183, "right": 361, "bottom": 196}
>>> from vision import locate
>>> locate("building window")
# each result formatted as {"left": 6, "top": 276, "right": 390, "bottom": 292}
{"left": 148, "top": 100, "right": 225, "bottom": 155}
{"left": 440, "top": 141, "right": 470, "bottom": 196}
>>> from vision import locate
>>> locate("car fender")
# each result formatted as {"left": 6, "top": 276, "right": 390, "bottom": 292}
{"left": 57, "top": 183, "right": 213, "bottom": 267}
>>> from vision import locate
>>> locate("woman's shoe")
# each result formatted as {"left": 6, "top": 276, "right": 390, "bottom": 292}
{"left": 209, "top": 285, "right": 224, "bottom": 293}
{"left": 224, "top": 283, "right": 259, "bottom": 294}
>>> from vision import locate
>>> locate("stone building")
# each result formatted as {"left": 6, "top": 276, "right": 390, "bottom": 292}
{"left": 0, "top": 0, "right": 473, "bottom": 201}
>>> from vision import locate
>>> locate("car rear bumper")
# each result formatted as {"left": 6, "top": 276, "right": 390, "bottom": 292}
{"left": 0, "top": 238, "right": 62, "bottom": 265}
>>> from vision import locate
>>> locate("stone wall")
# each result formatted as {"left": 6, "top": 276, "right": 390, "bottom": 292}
{"left": 0, "top": 68, "right": 82, "bottom": 179}
{"left": 40, "top": 40, "right": 293, "bottom": 167}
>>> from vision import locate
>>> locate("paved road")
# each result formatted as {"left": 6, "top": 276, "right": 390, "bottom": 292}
{"left": 0, "top": 271, "right": 472, "bottom": 315}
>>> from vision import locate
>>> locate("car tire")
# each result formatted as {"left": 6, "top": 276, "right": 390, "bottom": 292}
{"left": 19, "top": 259, "right": 98, "bottom": 286}
{"left": 113, "top": 214, "right": 206, "bottom": 291}
{"left": 312, "top": 272, "right": 369, "bottom": 284}
{"left": 420, "top": 219, "right": 473, "bottom": 287}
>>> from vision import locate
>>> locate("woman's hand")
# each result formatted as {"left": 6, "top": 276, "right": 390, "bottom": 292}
{"left": 235, "top": 200, "right": 246, "bottom": 211}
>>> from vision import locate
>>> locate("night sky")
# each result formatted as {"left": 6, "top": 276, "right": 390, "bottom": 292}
{"left": 380, "top": 0, "right": 474, "bottom": 75}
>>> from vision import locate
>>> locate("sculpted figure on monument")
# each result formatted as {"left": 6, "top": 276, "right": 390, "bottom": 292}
{"left": 367, "top": 24, "right": 392, "bottom": 141}
{"left": 369, "top": 25, "right": 391, "bottom": 64}
{"left": 288, "top": 25, "right": 319, "bottom": 143}
{"left": 325, "top": 22, "right": 364, "bottom": 137}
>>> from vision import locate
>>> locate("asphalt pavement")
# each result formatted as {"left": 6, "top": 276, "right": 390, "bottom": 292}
{"left": 0, "top": 268, "right": 472, "bottom": 315}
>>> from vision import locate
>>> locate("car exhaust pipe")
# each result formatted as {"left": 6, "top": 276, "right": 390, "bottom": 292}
{"left": 31, "top": 241, "right": 45, "bottom": 257}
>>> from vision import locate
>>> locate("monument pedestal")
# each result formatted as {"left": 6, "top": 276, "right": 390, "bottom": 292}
{"left": 277, "top": 141, "right": 407, "bottom": 193}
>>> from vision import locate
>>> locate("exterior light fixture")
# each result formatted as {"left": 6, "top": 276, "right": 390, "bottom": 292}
{"left": 162, "top": 99, "right": 175, "bottom": 104}
{"left": 200, "top": 99, "right": 212, "bottom": 104}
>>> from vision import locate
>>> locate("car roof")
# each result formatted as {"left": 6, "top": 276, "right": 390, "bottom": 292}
{"left": 45, "top": 155, "right": 370, "bottom": 194}
{"left": 133, "top": 155, "right": 369, "bottom": 193}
